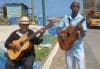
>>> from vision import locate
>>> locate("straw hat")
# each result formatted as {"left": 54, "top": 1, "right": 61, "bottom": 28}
{"left": 19, "top": 16, "right": 30, "bottom": 24}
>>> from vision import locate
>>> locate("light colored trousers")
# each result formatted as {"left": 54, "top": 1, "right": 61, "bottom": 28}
{"left": 65, "top": 50, "right": 85, "bottom": 69}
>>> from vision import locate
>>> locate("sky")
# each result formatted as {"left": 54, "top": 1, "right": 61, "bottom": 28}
{"left": 0, "top": 0, "right": 83, "bottom": 17}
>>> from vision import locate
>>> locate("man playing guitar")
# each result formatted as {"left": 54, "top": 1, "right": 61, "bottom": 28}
{"left": 57, "top": 1, "right": 87, "bottom": 69}
{"left": 5, "top": 16, "right": 44, "bottom": 69}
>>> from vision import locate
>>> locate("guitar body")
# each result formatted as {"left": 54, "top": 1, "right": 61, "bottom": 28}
{"left": 7, "top": 35, "right": 32, "bottom": 61}
{"left": 57, "top": 26, "right": 79, "bottom": 50}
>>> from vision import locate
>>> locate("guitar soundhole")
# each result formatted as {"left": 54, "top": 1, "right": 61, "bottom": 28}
{"left": 20, "top": 42, "right": 24, "bottom": 46}
{"left": 67, "top": 33, "right": 70, "bottom": 37}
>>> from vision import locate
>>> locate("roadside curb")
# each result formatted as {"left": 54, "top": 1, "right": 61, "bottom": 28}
{"left": 42, "top": 42, "right": 59, "bottom": 69}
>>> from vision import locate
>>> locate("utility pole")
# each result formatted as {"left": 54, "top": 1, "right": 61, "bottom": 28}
{"left": 94, "top": 0, "right": 97, "bottom": 11}
{"left": 42, "top": 0, "right": 46, "bottom": 25}
{"left": 31, "top": 0, "right": 34, "bottom": 20}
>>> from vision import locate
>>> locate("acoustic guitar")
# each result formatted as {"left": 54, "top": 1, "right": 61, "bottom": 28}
{"left": 57, "top": 18, "right": 85, "bottom": 50}
{"left": 7, "top": 20, "right": 55, "bottom": 61}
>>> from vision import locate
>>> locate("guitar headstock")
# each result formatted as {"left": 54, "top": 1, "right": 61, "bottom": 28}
{"left": 47, "top": 17, "right": 61, "bottom": 24}
{"left": 39, "top": 17, "right": 62, "bottom": 33}
{"left": 44, "top": 17, "right": 61, "bottom": 29}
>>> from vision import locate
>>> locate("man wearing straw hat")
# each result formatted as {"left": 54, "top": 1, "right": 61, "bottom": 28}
{"left": 5, "top": 16, "right": 44, "bottom": 69}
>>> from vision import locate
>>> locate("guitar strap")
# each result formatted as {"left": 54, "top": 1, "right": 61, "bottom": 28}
{"left": 62, "top": 17, "right": 71, "bottom": 28}
{"left": 68, "top": 17, "right": 71, "bottom": 26}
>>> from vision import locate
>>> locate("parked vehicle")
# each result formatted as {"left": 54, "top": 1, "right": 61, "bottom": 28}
{"left": 89, "top": 12, "right": 100, "bottom": 27}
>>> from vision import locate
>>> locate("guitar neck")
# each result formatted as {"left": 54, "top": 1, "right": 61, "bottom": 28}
{"left": 28, "top": 29, "right": 43, "bottom": 40}
{"left": 77, "top": 18, "right": 85, "bottom": 26}
{"left": 25, "top": 22, "right": 54, "bottom": 42}
{"left": 68, "top": 18, "right": 85, "bottom": 35}
{"left": 74, "top": 18, "right": 85, "bottom": 31}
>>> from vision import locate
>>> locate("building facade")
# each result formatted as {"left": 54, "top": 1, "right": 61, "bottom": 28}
{"left": 4, "top": 3, "right": 28, "bottom": 18}
{"left": 0, "top": 7, "right": 7, "bottom": 19}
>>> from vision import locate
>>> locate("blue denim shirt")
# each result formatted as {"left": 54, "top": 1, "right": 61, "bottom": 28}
{"left": 56, "top": 13, "right": 87, "bottom": 57}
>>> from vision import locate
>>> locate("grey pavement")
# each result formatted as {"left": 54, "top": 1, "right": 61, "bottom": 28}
{"left": 50, "top": 29, "right": 100, "bottom": 69}
{"left": 50, "top": 48, "right": 66, "bottom": 69}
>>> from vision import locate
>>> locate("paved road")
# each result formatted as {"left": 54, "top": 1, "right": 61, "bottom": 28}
{"left": 50, "top": 29, "right": 100, "bottom": 69}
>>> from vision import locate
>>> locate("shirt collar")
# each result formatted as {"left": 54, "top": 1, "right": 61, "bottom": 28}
{"left": 69, "top": 13, "right": 82, "bottom": 20}
{"left": 16, "top": 30, "right": 29, "bottom": 37}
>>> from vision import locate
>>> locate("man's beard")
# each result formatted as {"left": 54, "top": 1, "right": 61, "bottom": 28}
{"left": 72, "top": 10, "right": 78, "bottom": 18}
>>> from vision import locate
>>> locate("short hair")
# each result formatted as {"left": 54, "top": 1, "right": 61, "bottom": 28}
{"left": 70, "top": 1, "right": 80, "bottom": 9}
